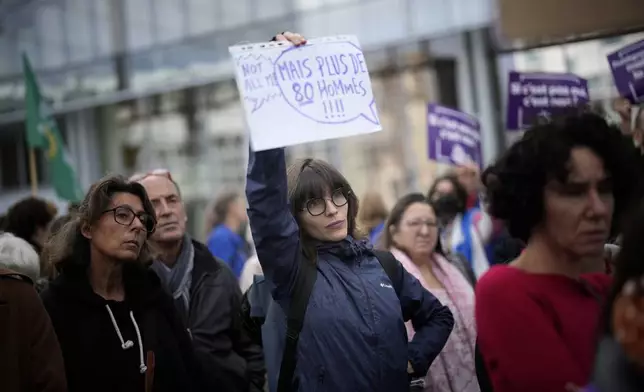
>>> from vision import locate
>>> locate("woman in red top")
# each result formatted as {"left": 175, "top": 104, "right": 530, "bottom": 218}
{"left": 475, "top": 110, "right": 640, "bottom": 392}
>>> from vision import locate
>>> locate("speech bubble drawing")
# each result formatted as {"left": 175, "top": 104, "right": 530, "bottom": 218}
{"left": 272, "top": 41, "right": 380, "bottom": 125}
{"left": 235, "top": 52, "right": 282, "bottom": 113}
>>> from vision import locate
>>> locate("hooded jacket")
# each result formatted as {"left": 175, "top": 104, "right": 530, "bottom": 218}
{"left": 40, "top": 260, "right": 201, "bottom": 392}
{"left": 246, "top": 147, "right": 455, "bottom": 392}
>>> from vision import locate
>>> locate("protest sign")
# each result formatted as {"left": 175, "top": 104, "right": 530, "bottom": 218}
{"left": 607, "top": 39, "right": 644, "bottom": 104}
{"left": 506, "top": 71, "right": 589, "bottom": 131}
{"left": 427, "top": 103, "right": 482, "bottom": 168}
{"left": 229, "top": 35, "right": 381, "bottom": 151}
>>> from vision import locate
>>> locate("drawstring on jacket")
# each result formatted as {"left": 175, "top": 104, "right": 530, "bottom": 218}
{"left": 105, "top": 305, "right": 148, "bottom": 374}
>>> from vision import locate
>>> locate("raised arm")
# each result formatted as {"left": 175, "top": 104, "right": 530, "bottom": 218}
{"left": 246, "top": 148, "right": 301, "bottom": 299}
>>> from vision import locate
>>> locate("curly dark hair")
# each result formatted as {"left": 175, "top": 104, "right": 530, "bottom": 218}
{"left": 482, "top": 111, "right": 639, "bottom": 242}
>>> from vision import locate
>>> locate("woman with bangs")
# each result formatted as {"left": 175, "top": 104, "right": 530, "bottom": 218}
{"left": 245, "top": 32, "right": 454, "bottom": 392}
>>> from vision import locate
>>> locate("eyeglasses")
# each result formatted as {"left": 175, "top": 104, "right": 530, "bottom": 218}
{"left": 102, "top": 206, "right": 156, "bottom": 233}
{"left": 129, "top": 169, "right": 173, "bottom": 183}
{"left": 303, "top": 189, "right": 349, "bottom": 216}
{"left": 404, "top": 220, "right": 438, "bottom": 230}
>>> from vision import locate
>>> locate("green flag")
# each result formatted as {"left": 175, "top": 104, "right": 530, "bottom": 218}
{"left": 23, "top": 54, "right": 84, "bottom": 202}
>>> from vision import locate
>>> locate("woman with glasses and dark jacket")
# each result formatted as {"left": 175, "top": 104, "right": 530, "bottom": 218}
{"left": 40, "top": 175, "right": 202, "bottom": 392}
{"left": 246, "top": 31, "right": 454, "bottom": 392}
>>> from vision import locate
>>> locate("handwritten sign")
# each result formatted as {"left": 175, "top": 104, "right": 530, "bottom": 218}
{"left": 427, "top": 103, "right": 482, "bottom": 168}
{"left": 506, "top": 71, "right": 589, "bottom": 131}
{"left": 229, "top": 35, "right": 381, "bottom": 151}
{"left": 607, "top": 39, "right": 644, "bottom": 104}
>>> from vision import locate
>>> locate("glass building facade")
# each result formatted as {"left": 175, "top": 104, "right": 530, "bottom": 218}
{"left": 0, "top": 0, "right": 500, "bottom": 238}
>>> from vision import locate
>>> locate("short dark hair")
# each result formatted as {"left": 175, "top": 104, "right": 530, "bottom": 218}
{"left": 4, "top": 197, "right": 57, "bottom": 252}
{"left": 43, "top": 174, "right": 157, "bottom": 273}
{"left": 286, "top": 158, "right": 361, "bottom": 261}
{"left": 483, "top": 111, "right": 639, "bottom": 242}
{"left": 427, "top": 174, "right": 469, "bottom": 214}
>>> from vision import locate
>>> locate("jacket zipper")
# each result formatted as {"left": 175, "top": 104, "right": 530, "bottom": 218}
{"left": 354, "top": 256, "right": 383, "bottom": 385}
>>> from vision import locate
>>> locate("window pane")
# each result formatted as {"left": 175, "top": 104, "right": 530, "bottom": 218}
{"left": 295, "top": 0, "right": 324, "bottom": 10}
{"left": 255, "top": 0, "right": 287, "bottom": 20}
{"left": 126, "top": 0, "right": 154, "bottom": 50}
{"left": 66, "top": 0, "right": 94, "bottom": 62}
{"left": 17, "top": 27, "right": 40, "bottom": 68}
{"left": 37, "top": 4, "right": 66, "bottom": 68}
{"left": 220, "top": 0, "right": 250, "bottom": 28}
{"left": 186, "top": 0, "right": 218, "bottom": 36}
{"left": 94, "top": 0, "right": 113, "bottom": 56}
{"left": 154, "top": 0, "right": 184, "bottom": 43}
{"left": 0, "top": 35, "right": 18, "bottom": 75}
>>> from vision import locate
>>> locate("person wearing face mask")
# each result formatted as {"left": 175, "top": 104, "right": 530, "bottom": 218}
{"left": 428, "top": 175, "right": 492, "bottom": 278}
{"left": 244, "top": 29, "right": 454, "bottom": 392}
{"left": 379, "top": 193, "right": 479, "bottom": 392}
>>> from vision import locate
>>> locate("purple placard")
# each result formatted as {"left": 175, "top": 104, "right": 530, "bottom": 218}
{"left": 506, "top": 71, "right": 589, "bottom": 131}
{"left": 427, "top": 103, "right": 482, "bottom": 168}
{"left": 607, "top": 39, "right": 644, "bottom": 104}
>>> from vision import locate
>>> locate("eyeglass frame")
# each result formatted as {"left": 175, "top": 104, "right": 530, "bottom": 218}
{"left": 301, "top": 188, "right": 350, "bottom": 217}
{"left": 102, "top": 205, "right": 157, "bottom": 233}
{"left": 402, "top": 219, "right": 438, "bottom": 230}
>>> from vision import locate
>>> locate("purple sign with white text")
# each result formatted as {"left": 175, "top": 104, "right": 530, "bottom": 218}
{"left": 427, "top": 103, "right": 482, "bottom": 168}
{"left": 607, "top": 39, "right": 644, "bottom": 104}
{"left": 506, "top": 71, "right": 589, "bottom": 131}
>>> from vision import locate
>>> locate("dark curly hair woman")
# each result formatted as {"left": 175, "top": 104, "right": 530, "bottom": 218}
{"left": 474, "top": 111, "right": 640, "bottom": 392}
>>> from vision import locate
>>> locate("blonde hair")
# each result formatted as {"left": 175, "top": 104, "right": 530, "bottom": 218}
{"left": 0, "top": 232, "right": 40, "bottom": 282}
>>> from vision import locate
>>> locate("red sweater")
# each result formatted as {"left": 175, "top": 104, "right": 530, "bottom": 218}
{"left": 475, "top": 266, "right": 612, "bottom": 392}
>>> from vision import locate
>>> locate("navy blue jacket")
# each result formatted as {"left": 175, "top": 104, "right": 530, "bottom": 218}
{"left": 246, "top": 147, "right": 454, "bottom": 392}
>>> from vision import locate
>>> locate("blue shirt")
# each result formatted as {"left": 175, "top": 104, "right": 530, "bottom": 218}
{"left": 206, "top": 224, "right": 248, "bottom": 278}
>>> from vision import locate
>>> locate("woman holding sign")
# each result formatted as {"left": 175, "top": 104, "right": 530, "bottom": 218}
{"left": 245, "top": 31, "right": 454, "bottom": 392}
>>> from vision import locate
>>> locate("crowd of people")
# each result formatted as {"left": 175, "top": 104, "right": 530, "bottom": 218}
{"left": 1, "top": 31, "right": 644, "bottom": 392}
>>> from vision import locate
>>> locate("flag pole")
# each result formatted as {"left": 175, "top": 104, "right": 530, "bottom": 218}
{"left": 28, "top": 147, "right": 38, "bottom": 195}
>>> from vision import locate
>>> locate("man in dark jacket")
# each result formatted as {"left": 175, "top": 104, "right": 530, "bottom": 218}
{"left": 135, "top": 170, "right": 264, "bottom": 392}
{"left": 0, "top": 269, "right": 67, "bottom": 392}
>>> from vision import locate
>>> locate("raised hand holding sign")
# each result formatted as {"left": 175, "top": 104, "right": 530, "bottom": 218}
{"left": 229, "top": 35, "right": 382, "bottom": 151}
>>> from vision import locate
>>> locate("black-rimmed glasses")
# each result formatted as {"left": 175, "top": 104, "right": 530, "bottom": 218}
{"left": 303, "top": 189, "right": 349, "bottom": 216}
{"left": 103, "top": 206, "right": 156, "bottom": 233}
